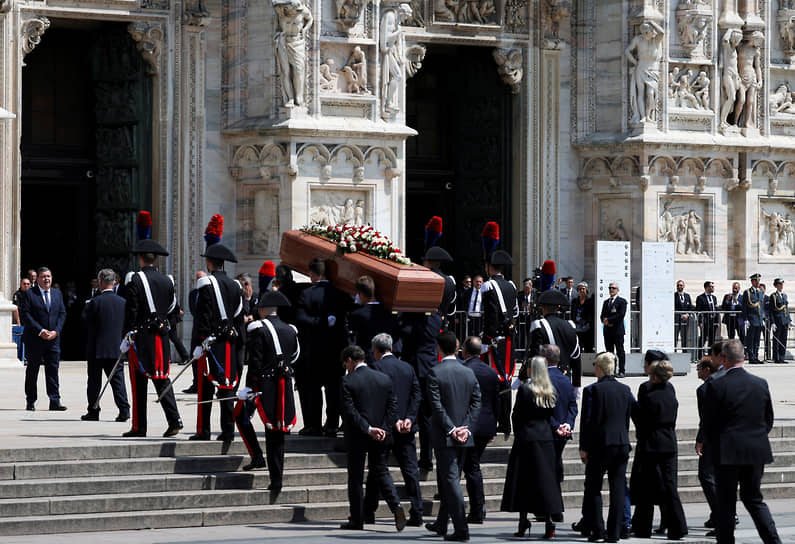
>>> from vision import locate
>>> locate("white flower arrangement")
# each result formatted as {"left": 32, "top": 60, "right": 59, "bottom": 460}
{"left": 302, "top": 224, "right": 412, "bottom": 265}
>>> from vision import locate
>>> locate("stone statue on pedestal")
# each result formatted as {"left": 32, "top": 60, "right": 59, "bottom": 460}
{"left": 719, "top": 28, "right": 743, "bottom": 130}
{"left": 273, "top": 0, "right": 313, "bottom": 108}
{"left": 625, "top": 20, "right": 664, "bottom": 124}
{"left": 736, "top": 31, "right": 764, "bottom": 130}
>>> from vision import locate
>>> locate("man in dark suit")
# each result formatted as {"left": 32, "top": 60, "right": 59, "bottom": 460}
{"left": 541, "top": 344, "right": 578, "bottom": 488}
{"left": 674, "top": 280, "right": 693, "bottom": 352}
{"left": 461, "top": 274, "right": 484, "bottom": 337}
{"left": 769, "top": 278, "right": 790, "bottom": 364}
{"left": 560, "top": 276, "right": 576, "bottom": 306}
{"left": 695, "top": 354, "right": 720, "bottom": 533}
{"left": 364, "top": 333, "right": 423, "bottom": 526}
{"left": 600, "top": 282, "right": 628, "bottom": 377}
{"left": 182, "top": 270, "right": 206, "bottom": 394}
{"left": 702, "top": 338, "right": 781, "bottom": 544}
{"left": 20, "top": 266, "right": 67, "bottom": 411}
{"left": 422, "top": 246, "right": 457, "bottom": 330}
{"left": 696, "top": 281, "right": 719, "bottom": 359}
{"left": 461, "top": 336, "right": 498, "bottom": 524}
{"left": 529, "top": 289, "right": 583, "bottom": 387}
{"left": 722, "top": 282, "right": 745, "bottom": 343}
{"left": 742, "top": 274, "right": 765, "bottom": 364}
{"left": 349, "top": 276, "right": 399, "bottom": 366}
{"left": 425, "top": 331, "right": 481, "bottom": 541}
{"left": 80, "top": 268, "right": 130, "bottom": 422}
{"left": 579, "top": 351, "right": 634, "bottom": 543}
{"left": 339, "top": 345, "right": 407, "bottom": 532}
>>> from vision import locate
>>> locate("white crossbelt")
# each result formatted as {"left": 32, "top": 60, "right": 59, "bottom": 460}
{"left": 262, "top": 319, "right": 283, "bottom": 356}
{"left": 488, "top": 280, "right": 508, "bottom": 315}
{"left": 208, "top": 275, "right": 228, "bottom": 321}
{"left": 137, "top": 271, "right": 157, "bottom": 314}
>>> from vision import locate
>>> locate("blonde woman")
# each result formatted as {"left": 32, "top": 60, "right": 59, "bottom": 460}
{"left": 501, "top": 356, "right": 563, "bottom": 539}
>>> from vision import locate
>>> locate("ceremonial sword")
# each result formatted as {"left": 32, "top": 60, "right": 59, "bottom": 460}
{"left": 154, "top": 337, "right": 216, "bottom": 403}
{"left": 185, "top": 391, "right": 262, "bottom": 406}
{"left": 91, "top": 352, "right": 126, "bottom": 411}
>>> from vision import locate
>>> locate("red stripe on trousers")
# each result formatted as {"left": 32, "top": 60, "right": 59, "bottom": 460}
{"left": 277, "top": 376, "right": 285, "bottom": 430}
{"left": 154, "top": 335, "right": 164, "bottom": 378}
{"left": 233, "top": 399, "right": 256, "bottom": 458}
{"left": 504, "top": 336, "right": 512, "bottom": 379}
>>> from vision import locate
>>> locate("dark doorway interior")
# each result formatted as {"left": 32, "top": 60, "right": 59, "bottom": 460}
{"left": 21, "top": 21, "right": 152, "bottom": 359}
{"left": 405, "top": 45, "right": 513, "bottom": 281}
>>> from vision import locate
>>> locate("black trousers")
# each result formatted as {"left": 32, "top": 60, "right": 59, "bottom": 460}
{"left": 715, "top": 464, "right": 780, "bottom": 544}
{"left": 128, "top": 368, "right": 181, "bottom": 433}
{"left": 746, "top": 325, "right": 762, "bottom": 362}
{"left": 434, "top": 444, "right": 468, "bottom": 535}
{"left": 675, "top": 321, "right": 688, "bottom": 350}
{"left": 86, "top": 357, "right": 129, "bottom": 415}
{"left": 168, "top": 327, "right": 189, "bottom": 362}
{"left": 698, "top": 448, "right": 718, "bottom": 523}
{"left": 699, "top": 323, "right": 719, "bottom": 359}
{"left": 553, "top": 436, "right": 568, "bottom": 484}
{"left": 235, "top": 402, "right": 286, "bottom": 487}
{"left": 364, "top": 431, "right": 423, "bottom": 519}
{"left": 347, "top": 439, "right": 401, "bottom": 525}
{"left": 197, "top": 375, "right": 236, "bottom": 436}
{"left": 418, "top": 377, "right": 433, "bottom": 467}
{"left": 773, "top": 323, "right": 788, "bottom": 361}
{"left": 603, "top": 333, "right": 626, "bottom": 374}
{"left": 726, "top": 318, "right": 745, "bottom": 342}
{"left": 25, "top": 346, "right": 61, "bottom": 404}
{"left": 302, "top": 373, "right": 341, "bottom": 431}
{"left": 632, "top": 452, "right": 687, "bottom": 539}
{"left": 582, "top": 446, "right": 629, "bottom": 541}
{"left": 463, "top": 435, "right": 490, "bottom": 518}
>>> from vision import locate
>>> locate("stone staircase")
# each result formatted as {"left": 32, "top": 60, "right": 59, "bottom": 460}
{"left": 0, "top": 426, "right": 793, "bottom": 535}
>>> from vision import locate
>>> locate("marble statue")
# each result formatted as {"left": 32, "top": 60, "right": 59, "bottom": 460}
{"left": 677, "top": 13, "right": 709, "bottom": 55}
{"left": 780, "top": 15, "right": 795, "bottom": 52}
{"left": 493, "top": 48, "right": 523, "bottom": 94}
{"left": 736, "top": 31, "right": 764, "bottom": 130}
{"left": 671, "top": 68, "right": 702, "bottom": 109}
{"left": 625, "top": 20, "right": 664, "bottom": 124}
{"left": 684, "top": 209, "right": 704, "bottom": 255}
{"left": 405, "top": 44, "right": 427, "bottom": 78}
{"left": 345, "top": 46, "right": 370, "bottom": 94}
{"left": 762, "top": 209, "right": 785, "bottom": 255}
{"left": 335, "top": 0, "right": 362, "bottom": 28}
{"left": 693, "top": 71, "right": 711, "bottom": 109}
{"left": 273, "top": 0, "right": 313, "bottom": 108}
{"left": 659, "top": 203, "right": 709, "bottom": 257}
{"left": 380, "top": 8, "right": 404, "bottom": 117}
{"left": 319, "top": 59, "right": 339, "bottom": 93}
{"left": 719, "top": 28, "right": 743, "bottom": 130}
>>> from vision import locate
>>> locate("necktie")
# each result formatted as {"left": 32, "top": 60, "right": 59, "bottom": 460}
{"left": 709, "top": 296, "right": 714, "bottom": 311}
{"left": 43, "top": 290, "right": 50, "bottom": 311}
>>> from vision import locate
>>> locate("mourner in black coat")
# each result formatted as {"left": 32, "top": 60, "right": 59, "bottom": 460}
{"left": 348, "top": 276, "right": 399, "bottom": 366}
{"left": 81, "top": 270, "right": 130, "bottom": 421}
{"left": 571, "top": 283, "right": 595, "bottom": 353}
{"left": 702, "top": 339, "right": 780, "bottom": 544}
{"left": 339, "top": 346, "right": 407, "bottom": 532}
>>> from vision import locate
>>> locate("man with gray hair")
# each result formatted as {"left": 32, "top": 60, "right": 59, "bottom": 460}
{"left": 81, "top": 268, "right": 129, "bottom": 421}
{"left": 364, "top": 333, "right": 424, "bottom": 526}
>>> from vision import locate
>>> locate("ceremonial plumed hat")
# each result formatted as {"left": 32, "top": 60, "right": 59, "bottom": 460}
{"left": 423, "top": 246, "right": 453, "bottom": 263}
{"left": 489, "top": 249, "right": 514, "bottom": 266}
{"left": 131, "top": 210, "right": 169, "bottom": 256}
{"left": 202, "top": 242, "right": 238, "bottom": 263}
{"left": 750, "top": 273, "right": 761, "bottom": 281}
{"left": 537, "top": 289, "right": 569, "bottom": 307}
{"left": 774, "top": 278, "right": 784, "bottom": 286}
{"left": 257, "top": 290, "right": 291, "bottom": 308}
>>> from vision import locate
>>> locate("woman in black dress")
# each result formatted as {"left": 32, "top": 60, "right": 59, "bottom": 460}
{"left": 570, "top": 282, "right": 595, "bottom": 352}
{"left": 501, "top": 356, "right": 563, "bottom": 539}
{"left": 630, "top": 359, "right": 688, "bottom": 539}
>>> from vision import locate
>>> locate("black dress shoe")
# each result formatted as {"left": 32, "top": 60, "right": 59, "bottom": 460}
{"left": 444, "top": 532, "right": 469, "bottom": 542}
{"left": 425, "top": 522, "right": 445, "bottom": 536}
{"left": 394, "top": 506, "right": 407, "bottom": 532}
{"left": 407, "top": 515, "right": 423, "bottom": 527}
{"left": 339, "top": 521, "right": 363, "bottom": 530}
{"left": 654, "top": 524, "right": 667, "bottom": 534}
{"left": 267, "top": 482, "right": 282, "bottom": 493}
{"left": 322, "top": 427, "right": 339, "bottom": 437}
{"left": 49, "top": 402, "right": 67, "bottom": 411}
{"left": 81, "top": 412, "right": 99, "bottom": 421}
{"left": 572, "top": 520, "right": 589, "bottom": 536}
{"left": 243, "top": 457, "right": 266, "bottom": 471}
{"left": 587, "top": 533, "right": 605, "bottom": 542}
{"left": 188, "top": 433, "right": 211, "bottom": 441}
{"left": 621, "top": 526, "right": 631, "bottom": 539}
{"left": 418, "top": 461, "right": 433, "bottom": 471}
{"left": 163, "top": 423, "right": 183, "bottom": 437}
{"left": 182, "top": 385, "right": 198, "bottom": 394}
{"left": 122, "top": 429, "right": 146, "bottom": 437}
{"left": 704, "top": 518, "right": 715, "bottom": 528}
{"left": 617, "top": 372, "right": 626, "bottom": 378}
{"left": 466, "top": 513, "right": 484, "bottom": 524}
{"left": 25, "top": 402, "right": 35, "bottom": 411}
{"left": 216, "top": 433, "right": 234, "bottom": 442}
{"left": 298, "top": 426, "right": 322, "bottom": 436}
{"left": 115, "top": 413, "right": 130, "bottom": 422}
{"left": 363, "top": 513, "right": 375, "bottom": 524}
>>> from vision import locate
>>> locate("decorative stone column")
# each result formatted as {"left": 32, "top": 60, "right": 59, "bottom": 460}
{"left": 0, "top": 104, "right": 16, "bottom": 367}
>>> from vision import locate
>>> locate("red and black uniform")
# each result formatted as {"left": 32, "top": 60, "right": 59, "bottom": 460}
{"left": 123, "top": 266, "right": 182, "bottom": 434}
{"left": 481, "top": 274, "right": 519, "bottom": 434}
{"left": 194, "top": 270, "right": 243, "bottom": 438}
{"left": 235, "top": 314, "right": 299, "bottom": 489}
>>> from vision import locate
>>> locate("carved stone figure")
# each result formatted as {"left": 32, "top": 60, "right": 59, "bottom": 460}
{"left": 319, "top": 58, "right": 339, "bottom": 93}
{"left": 335, "top": 0, "right": 362, "bottom": 29}
{"left": 762, "top": 209, "right": 785, "bottom": 255}
{"left": 380, "top": 8, "right": 405, "bottom": 118}
{"left": 128, "top": 22, "right": 163, "bottom": 75}
{"left": 779, "top": 14, "right": 795, "bottom": 56}
{"left": 504, "top": 0, "right": 528, "bottom": 33}
{"left": 735, "top": 31, "right": 764, "bottom": 130}
{"left": 434, "top": 0, "right": 456, "bottom": 21}
{"left": 434, "top": 0, "right": 496, "bottom": 24}
{"left": 21, "top": 17, "right": 51, "bottom": 61}
{"left": 677, "top": 12, "right": 709, "bottom": 57}
{"left": 719, "top": 28, "right": 743, "bottom": 130}
{"left": 310, "top": 196, "right": 367, "bottom": 226}
{"left": 659, "top": 202, "right": 709, "bottom": 257}
{"left": 493, "top": 48, "right": 523, "bottom": 94}
{"left": 671, "top": 68, "right": 702, "bottom": 109}
{"left": 273, "top": 0, "right": 313, "bottom": 108}
{"left": 606, "top": 218, "right": 629, "bottom": 241}
{"left": 543, "top": 0, "right": 571, "bottom": 39}
{"left": 770, "top": 83, "right": 791, "bottom": 113}
{"left": 693, "top": 71, "right": 711, "bottom": 109}
{"left": 625, "top": 20, "right": 664, "bottom": 124}
{"left": 668, "top": 67, "right": 680, "bottom": 99}
{"left": 685, "top": 209, "right": 704, "bottom": 255}
{"left": 405, "top": 44, "right": 427, "bottom": 78}
{"left": 346, "top": 46, "right": 370, "bottom": 94}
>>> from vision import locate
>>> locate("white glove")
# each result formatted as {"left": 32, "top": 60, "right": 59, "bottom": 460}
{"left": 237, "top": 386, "right": 252, "bottom": 401}
{"left": 192, "top": 346, "right": 204, "bottom": 359}
{"left": 574, "top": 386, "right": 582, "bottom": 400}
{"left": 120, "top": 338, "right": 131, "bottom": 354}
{"left": 511, "top": 378, "right": 521, "bottom": 390}
{"left": 327, "top": 315, "right": 337, "bottom": 327}
{"left": 771, "top": 324, "right": 777, "bottom": 333}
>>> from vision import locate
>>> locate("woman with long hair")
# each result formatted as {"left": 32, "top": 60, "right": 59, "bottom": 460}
{"left": 501, "top": 356, "right": 564, "bottom": 538}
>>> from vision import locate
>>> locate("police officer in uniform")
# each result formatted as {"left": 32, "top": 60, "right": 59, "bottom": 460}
{"left": 191, "top": 242, "right": 244, "bottom": 441}
{"left": 529, "top": 289, "right": 582, "bottom": 388}
{"left": 769, "top": 278, "right": 790, "bottom": 364}
{"left": 234, "top": 291, "right": 298, "bottom": 495}
{"left": 121, "top": 213, "right": 183, "bottom": 438}
{"left": 422, "top": 246, "right": 457, "bottom": 329}
{"left": 742, "top": 273, "right": 765, "bottom": 364}
{"left": 481, "top": 249, "right": 519, "bottom": 435}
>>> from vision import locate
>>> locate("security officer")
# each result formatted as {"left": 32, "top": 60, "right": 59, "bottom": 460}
{"left": 481, "top": 249, "right": 519, "bottom": 435}
{"left": 191, "top": 242, "right": 244, "bottom": 441}
{"left": 122, "top": 213, "right": 183, "bottom": 438}
{"left": 422, "top": 246, "right": 457, "bottom": 329}
{"left": 769, "top": 278, "right": 790, "bottom": 364}
{"left": 742, "top": 273, "right": 765, "bottom": 364}
{"left": 529, "top": 289, "right": 582, "bottom": 388}
{"left": 234, "top": 290, "right": 298, "bottom": 495}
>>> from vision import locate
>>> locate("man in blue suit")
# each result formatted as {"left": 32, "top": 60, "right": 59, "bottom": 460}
{"left": 19, "top": 267, "right": 67, "bottom": 411}
{"left": 81, "top": 268, "right": 130, "bottom": 422}
{"left": 742, "top": 274, "right": 765, "bottom": 364}
{"left": 540, "top": 344, "right": 578, "bottom": 486}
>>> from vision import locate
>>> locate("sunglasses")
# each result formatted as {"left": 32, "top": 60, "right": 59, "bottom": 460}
{"left": 609, "top": 286, "right": 618, "bottom": 290}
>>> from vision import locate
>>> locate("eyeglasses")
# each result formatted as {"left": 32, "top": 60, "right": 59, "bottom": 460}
{"left": 609, "top": 286, "right": 618, "bottom": 290}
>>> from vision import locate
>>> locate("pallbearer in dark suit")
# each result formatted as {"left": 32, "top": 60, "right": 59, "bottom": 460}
{"left": 481, "top": 249, "right": 519, "bottom": 435}
{"left": 364, "top": 333, "right": 423, "bottom": 526}
{"left": 529, "top": 289, "right": 582, "bottom": 387}
{"left": 121, "top": 211, "right": 182, "bottom": 438}
{"left": 425, "top": 331, "right": 481, "bottom": 542}
{"left": 742, "top": 274, "right": 765, "bottom": 363}
{"left": 234, "top": 291, "right": 298, "bottom": 495}
{"left": 696, "top": 281, "right": 719, "bottom": 359}
{"left": 674, "top": 280, "right": 693, "bottom": 351}
{"left": 191, "top": 236, "right": 244, "bottom": 442}
{"left": 20, "top": 267, "right": 67, "bottom": 411}
{"left": 722, "top": 282, "right": 745, "bottom": 342}
{"left": 600, "top": 283, "right": 628, "bottom": 377}
{"left": 461, "top": 336, "right": 498, "bottom": 524}
{"left": 702, "top": 339, "right": 781, "bottom": 544}
{"left": 348, "top": 276, "right": 399, "bottom": 366}
{"left": 769, "top": 278, "right": 790, "bottom": 364}
{"left": 579, "top": 351, "right": 634, "bottom": 542}
{"left": 81, "top": 268, "right": 130, "bottom": 422}
{"left": 339, "top": 345, "right": 407, "bottom": 532}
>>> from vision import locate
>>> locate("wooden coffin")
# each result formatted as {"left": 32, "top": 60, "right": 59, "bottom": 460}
{"left": 279, "top": 230, "right": 445, "bottom": 312}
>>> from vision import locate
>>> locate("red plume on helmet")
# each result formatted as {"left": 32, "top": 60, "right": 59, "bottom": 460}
{"left": 540, "top": 260, "right": 556, "bottom": 291}
{"left": 204, "top": 214, "right": 224, "bottom": 246}
{"left": 424, "top": 216, "right": 443, "bottom": 250}
{"left": 481, "top": 221, "right": 500, "bottom": 257}
{"left": 136, "top": 211, "right": 152, "bottom": 240}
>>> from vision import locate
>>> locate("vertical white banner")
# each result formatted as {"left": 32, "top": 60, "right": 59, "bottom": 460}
{"left": 641, "top": 242, "right": 675, "bottom": 353}
{"left": 595, "top": 241, "right": 631, "bottom": 353}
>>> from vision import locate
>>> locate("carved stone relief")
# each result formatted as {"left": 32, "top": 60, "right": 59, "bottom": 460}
{"left": 142, "top": 0, "right": 170, "bottom": 9}
{"left": 676, "top": 1, "right": 711, "bottom": 59}
{"left": 504, "top": 0, "right": 528, "bottom": 33}
{"left": 309, "top": 190, "right": 368, "bottom": 226}
{"left": 493, "top": 48, "right": 523, "bottom": 94}
{"left": 719, "top": 29, "right": 763, "bottom": 134}
{"left": 668, "top": 66, "right": 711, "bottom": 110}
{"left": 759, "top": 199, "right": 795, "bottom": 260}
{"left": 273, "top": 0, "right": 313, "bottom": 108}
{"left": 184, "top": 0, "right": 212, "bottom": 26}
{"left": 334, "top": 0, "right": 364, "bottom": 29}
{"left": 770, "top": 82, "right": 795, "bottom": 115}
{"left": 599, "top": 199, "right": 631, "bottom": 241}
{"left": 778, "top": 5, "right": 795, "bottom": 63}
{"left": 434, "top": 0, "right": 497, "bottom": 24}
{"left": 542, "top": 0, "right": 571, "bottom": 41}
{"left": 343, "top": 46, "right": 370, "bottom": 94}
{"left": 21, "top": 17, "right": 50, "bottom": 63}
{"left": 625, "top": 19, "right": 664, "bottom": 125}
{"left": 319, "top": 58, "right": 340, "bottom": 93}
{"left": 402, "top": 0, "right": 425, "bottom": 27}
{"left": 127, "top": 22, "right": 163, "bottom": 76}
{"left": 658, "top": 197, "right": 710, "bottom": 259}
{"left": 405, "top": 44, "right": 426, "bottom": 79}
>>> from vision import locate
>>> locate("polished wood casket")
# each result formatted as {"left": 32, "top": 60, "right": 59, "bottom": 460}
{"left": 279, "top": 230, "right": 444, "bottom": 312}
